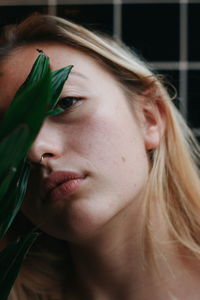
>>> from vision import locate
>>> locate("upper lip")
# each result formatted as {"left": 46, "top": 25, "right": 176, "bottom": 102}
{"left": 43, "top": 171, "right": 86, "bottom": 197}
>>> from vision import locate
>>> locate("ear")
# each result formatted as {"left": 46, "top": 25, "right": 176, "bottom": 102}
{"left": 140, "top": 100, "right": 166, "bottom": 150}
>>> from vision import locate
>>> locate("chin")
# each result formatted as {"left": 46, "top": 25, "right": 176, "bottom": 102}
{"left": 30, "top": 207, "right": 103, "bottom": 244}
{"left": 22, "top": 195, "right": 124, "bottom": 244}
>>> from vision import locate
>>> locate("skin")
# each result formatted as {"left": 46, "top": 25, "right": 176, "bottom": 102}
{"left": 1, "top": 43, "right": 200, "bottom": 300}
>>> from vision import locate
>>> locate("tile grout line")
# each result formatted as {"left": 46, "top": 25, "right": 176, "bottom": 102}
{"left": 48, "top": 0, "right": 57, "bottom": 15}
{"left": 113, "top": 0, "right": 122, "bottom": 41}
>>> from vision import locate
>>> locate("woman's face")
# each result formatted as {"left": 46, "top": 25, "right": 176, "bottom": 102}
{"left": 0, "top": 43, "right": 153, "bottom": 243}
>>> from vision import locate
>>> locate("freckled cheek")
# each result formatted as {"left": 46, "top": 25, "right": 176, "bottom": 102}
{"left": 71, "top": 115, "right": 139, "bottom": 168}
{"left": 73, "top": 118, "right": 114, "bottom": 162}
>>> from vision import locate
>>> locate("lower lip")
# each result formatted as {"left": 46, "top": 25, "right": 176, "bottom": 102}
{"left": 48, "top": 178, "right": 85, "bottom": 202}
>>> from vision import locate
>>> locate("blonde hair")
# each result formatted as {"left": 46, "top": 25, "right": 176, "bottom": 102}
{"left": 1, "top": 14, "right": 199, "bottom": 300}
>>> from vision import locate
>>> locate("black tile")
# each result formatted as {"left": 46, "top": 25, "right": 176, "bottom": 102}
{"left": 122, "top": 4, "right": 180, "bottom": 62}
{"left": 0, "top": 6, "right": 48, "bottom": 28}
{"left": 57, "top": 4, "right": 113, "bottom": 35}
{"left": 188, "top": 71, "right": 200, "bottom": 128}
{"left": 188, "top": 4, "right": 200, "bottom": 61}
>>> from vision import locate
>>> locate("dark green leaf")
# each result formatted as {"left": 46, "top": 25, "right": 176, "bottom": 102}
{"left": 0, "top": 125, "right": 29, "bottom": 182}
{"left": 0, "top": 168, "right": 17, "bottom": 201}
{"left": 0, "top": 53, "right": 51, "bottom": 142}
{"left": 46, "top": 108, "right": 64, "bottom": 117}
{"left": 0, "top": 162, "right": 30, "bottom": 240}
{"left": 0, "top": 231, "right": 39, "bottom": 300}
{"left": 14, "top": 51, "right": 50, "bottom": 99}
{"left": 0, "top": 72, "right": 51, "bottom": 141}
{"left": 49, "top": 65, "right": 73, "bottom": 110}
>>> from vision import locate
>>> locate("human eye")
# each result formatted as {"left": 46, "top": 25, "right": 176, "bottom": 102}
{"left": 56, "top": 96, "right": 84, "bottom": 111}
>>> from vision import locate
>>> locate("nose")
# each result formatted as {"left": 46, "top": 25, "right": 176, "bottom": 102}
{"left": 28, "top": 119, "right": 63, "bottom": 165}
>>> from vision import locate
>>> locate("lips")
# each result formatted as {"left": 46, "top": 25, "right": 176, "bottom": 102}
{"left": 43, "top": 171, "right": 86, "bottom": 202}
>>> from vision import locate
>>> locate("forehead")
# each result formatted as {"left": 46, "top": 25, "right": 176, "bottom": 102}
{"left": 0, "top": 42, "right": 108, "bottom": 112}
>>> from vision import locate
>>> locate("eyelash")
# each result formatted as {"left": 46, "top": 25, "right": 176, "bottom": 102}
{"left": 56, "top": 96, "right": 84, "bottom": 111}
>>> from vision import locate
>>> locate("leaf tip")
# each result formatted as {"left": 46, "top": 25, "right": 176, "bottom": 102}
{"left": 36, "top": 49, "right": 44, "bottom": 54}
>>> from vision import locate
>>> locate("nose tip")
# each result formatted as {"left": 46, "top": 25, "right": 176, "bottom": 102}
{"left": 28, "top": 142, "right": 60, "bottom": 166}
{"left": 28, "top": 121, "right": 63, "bottom": 165}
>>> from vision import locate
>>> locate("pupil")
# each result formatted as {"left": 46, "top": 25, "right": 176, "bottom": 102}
{"left": 60, "top": 98, "right": 73, "bottom": 109}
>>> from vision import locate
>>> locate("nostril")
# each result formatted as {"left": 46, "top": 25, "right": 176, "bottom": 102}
{"left": 42, "top": 153, "right": 54, "bottom": 158}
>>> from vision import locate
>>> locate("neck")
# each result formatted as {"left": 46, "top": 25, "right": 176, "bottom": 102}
{"left": 67, "top": 203, "right": 200, "bottom": 300}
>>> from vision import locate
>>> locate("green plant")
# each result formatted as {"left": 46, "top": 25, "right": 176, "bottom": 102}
{"left": 0, "top": 50, "right": 73, "bottom": 299}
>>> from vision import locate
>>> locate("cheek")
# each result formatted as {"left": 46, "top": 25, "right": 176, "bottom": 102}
{"left": 71, "top": 109, "right": 149, "bottom": 187}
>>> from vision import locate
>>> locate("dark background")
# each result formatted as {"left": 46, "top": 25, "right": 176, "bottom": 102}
{"left": 0, "top": 0, "right": 199, "bottom": 142}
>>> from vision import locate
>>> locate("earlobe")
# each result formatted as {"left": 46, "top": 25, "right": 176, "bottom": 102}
{"left": 142, "top": 101, "right": 166, "bottom": 150}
